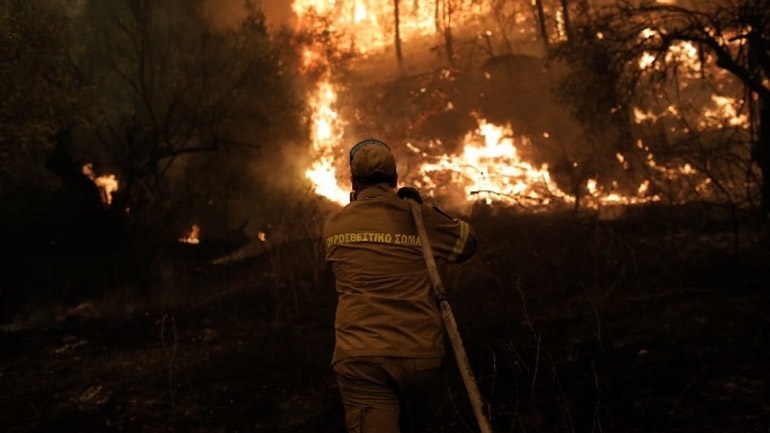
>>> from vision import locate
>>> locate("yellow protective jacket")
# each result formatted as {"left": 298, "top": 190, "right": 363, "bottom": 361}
{"left": 323, "top": 184, "right": 477, "bottom": 365}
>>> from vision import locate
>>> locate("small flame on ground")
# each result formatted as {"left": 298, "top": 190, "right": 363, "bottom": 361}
{"left": 180, "top": 224, "right": 201, "bottom": 244}
{"left": 418, "top": 119, "right": 571, "bottom": 206}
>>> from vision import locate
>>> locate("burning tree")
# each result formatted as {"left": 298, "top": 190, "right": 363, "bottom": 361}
{"left": 552, "top": 0, "right": 769, "bottom": 217}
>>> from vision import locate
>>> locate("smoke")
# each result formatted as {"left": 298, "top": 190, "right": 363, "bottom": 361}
{"left": 202, "top": 0, "right": 294, "bottom": 30}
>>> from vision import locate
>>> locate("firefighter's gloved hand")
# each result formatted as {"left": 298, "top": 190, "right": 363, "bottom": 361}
{"left": 397, "top": 187, "right": 423, "bottom": 204}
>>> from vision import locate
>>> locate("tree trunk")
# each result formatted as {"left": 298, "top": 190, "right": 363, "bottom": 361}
{"left": 436, "top": 0, "right": 455, "bottom": 67}
{"left": 756, "top": 96, "right": 770, "bottom": 218}
{"left": 394, "top": 0, "right": 404, "bottom": 74}
{"left": 560, "top": 0, "right": 571, "bottom": 40}
{"left": 534, "top": 0, "right": 549, "bottom": 47}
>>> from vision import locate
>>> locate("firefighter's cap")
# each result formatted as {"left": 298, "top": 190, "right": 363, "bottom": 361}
{"left": 349, "top": 139, "right": 397, "bottom": 181}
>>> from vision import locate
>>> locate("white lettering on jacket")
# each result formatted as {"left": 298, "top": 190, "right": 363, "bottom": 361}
{"left": 325, "top": 232, "right": 422, "bottom": 247}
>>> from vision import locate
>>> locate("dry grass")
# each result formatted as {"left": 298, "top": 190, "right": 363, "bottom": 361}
{"left": 1, "top": 202, "right": 768, "bottom": 432}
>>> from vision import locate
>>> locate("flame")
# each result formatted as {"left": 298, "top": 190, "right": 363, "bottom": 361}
{"left": 304, "top": 79, "right": 350, "bottom": 205}
{"left": 555, "top": 9, "right": 568, "bottom": 42}
{"left": 417, "top": 119, "right": 571, "bottom": 206}
{"left": 303, "top": 113, "right": 667, "bottom": 209}
{"left": 293, "top": 0, "right": 737, "bottom": 212}
{"left": 82, "top": 163, "right": 119, "bottom": 205}
{"left": 179, "top": 224, "right": 200, "bottom": 244}
{"left": 638, "top": 29, "right": 701, "bottom": 76}
{"left": 292, "top": 0, "right": 491, "bottom": 54}
{"left": 586, "top": 176, "right": 659, "bottom": 206}
{"left": 701, "top": 95, "right": 749, "bottom": 129}
{"left": 638, "top": 52, "right": 657, "bottom": 70}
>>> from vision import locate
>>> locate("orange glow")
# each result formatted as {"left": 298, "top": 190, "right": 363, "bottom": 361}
{"left": 179, "top": 224, "right": 201, "bottom": 244}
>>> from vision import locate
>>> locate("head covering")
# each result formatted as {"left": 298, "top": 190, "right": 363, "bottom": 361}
{"left": 349, "top": 139, "right": 397, "bottom": 182}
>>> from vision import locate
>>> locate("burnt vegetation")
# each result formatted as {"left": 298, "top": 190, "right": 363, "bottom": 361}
{"left": 1, "top": 1, "right": 770, "bottom": 433}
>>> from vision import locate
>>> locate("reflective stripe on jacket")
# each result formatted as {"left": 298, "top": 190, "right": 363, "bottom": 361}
{"left": 323, "top": 184, "right": 477, "bottom": 364}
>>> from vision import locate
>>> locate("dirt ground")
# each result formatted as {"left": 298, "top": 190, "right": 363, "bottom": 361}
{"left": 2, "top": 203, "right": 769, "bottom": 433}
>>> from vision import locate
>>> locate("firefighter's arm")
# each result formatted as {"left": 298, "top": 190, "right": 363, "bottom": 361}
{"left": 421, "top": 204, "right": 477, "bottom": 263}
{"left": 398, "top": 186, "right": 477, "bottom": 262}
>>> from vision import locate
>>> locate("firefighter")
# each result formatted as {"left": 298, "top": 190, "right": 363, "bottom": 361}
{"left": 323, "top": 138, "right": 478, "bottom": 433}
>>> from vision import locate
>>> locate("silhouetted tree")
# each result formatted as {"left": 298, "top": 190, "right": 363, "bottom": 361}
{"left": 552, "top": 0, "right": 768, "bottom": 215}
{"left": 534, "top": 0, "right": 550, "bottom": 47}
{"left": 394, "top": 0, "right": 405, "bottom": 74}
{"left": 0, "top": 1, "right": 111, "bottom": 313}
{"left": 0, "top": 0, "right": 84, "bottom": 199}
{"left": 73, "top": 0, "right": 302, "bottom": 241}
{"left": 560, "top": 0, "right": 572, "bottom": 40}
{"left": 436, "top": 0, "right": 457, "bottom": 66}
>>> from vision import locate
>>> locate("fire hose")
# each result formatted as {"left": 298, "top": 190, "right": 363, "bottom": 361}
{"left": 407, "top": 200, "right": 494, "bottom": 433}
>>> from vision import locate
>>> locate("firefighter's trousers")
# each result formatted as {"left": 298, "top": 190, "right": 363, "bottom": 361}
{"left": 334, "top": 356, "right": 443, "bottom": 433}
